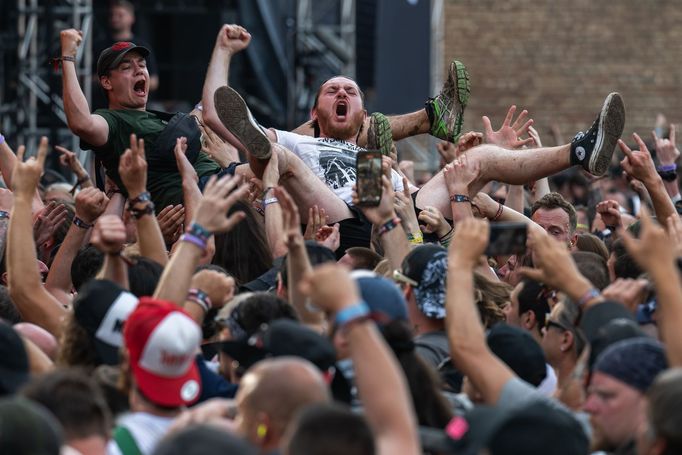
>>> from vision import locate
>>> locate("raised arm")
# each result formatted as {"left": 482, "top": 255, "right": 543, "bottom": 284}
{"left": 355, "top": 174, "right": 410, "bottom": 270}
{"left": 201, "top": 25, "right": 275, "bottom": 143}
{"left": 7, "top": 138, "right": 67, "bottom": 337}
{"left": 443, "top": 152, "right": 480, "bottom": 222}
{"left": 300, "top": 264, "right": 421, "bottom": 455}
{"left": 473, "top": 191, "right": 546, "bottom": 238}
{"left": 621, "top": 209, "right": 682, "bottom": 366}
{"left": 619, "top": 133, "right": 677, "bottom": 224}
{"left": 446, "top": 218, "right": 515, "bottom": 404}
{"left": 652, "top": 125, "right": 680, "bottom": 201}
{"left": 119, "top": 134, "right": 168, "bottom": 266}
{"left": 154, "top": 174, "right": 248, "bottom": 305}
{"left": 92, "top": 214, "right": 129, "bottom": 289}
{"left": 60, "top": 29, "right": 109, "bottom": 146}
{"left": 45, "top": 187, "right": 108, "bottom": 302}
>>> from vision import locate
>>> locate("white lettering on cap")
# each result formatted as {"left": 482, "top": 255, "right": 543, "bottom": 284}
{"left": 139, "top": 312, "right": 201, "bottom": 378}
{"left": 95, "top": 292, "right": 139, "bottom": 348}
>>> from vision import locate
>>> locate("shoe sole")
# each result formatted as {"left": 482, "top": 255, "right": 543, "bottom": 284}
{"left": 589, "top": 92, "right": 625, "bottom": 176}
{"left": 447, "top": 60, "right": 470, "bottom": 141}
{"left": 214, "top": 86, "right": 271, "bottom": 159}
{"left": 367, "top": 112, "right": 393, "bottom": 155}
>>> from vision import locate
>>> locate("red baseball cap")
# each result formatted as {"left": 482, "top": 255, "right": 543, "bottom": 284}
{"left": 124, "top": 298, "right": 202, "bottom": 407}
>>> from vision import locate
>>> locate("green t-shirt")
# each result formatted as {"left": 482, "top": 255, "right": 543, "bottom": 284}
{"left": 83, "top": 109, "right": 220, "bottom": 209}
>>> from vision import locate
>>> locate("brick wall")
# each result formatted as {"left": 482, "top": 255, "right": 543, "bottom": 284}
{"left": 442, "top": 0, "right": 682, "bottom": 147}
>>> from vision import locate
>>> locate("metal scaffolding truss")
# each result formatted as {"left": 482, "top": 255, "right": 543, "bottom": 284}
{"left": 13, "top": 0, "right": 92, "bottom": 161}
{"left": 294, "top": 0, "right": 356, "bottom": 125}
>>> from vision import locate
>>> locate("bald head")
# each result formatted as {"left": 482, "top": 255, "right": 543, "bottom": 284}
{"left": 236, "top": 357, "right": 331, "bottom": 450}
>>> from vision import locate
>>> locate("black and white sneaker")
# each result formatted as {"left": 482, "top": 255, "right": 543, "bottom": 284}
{"left": 570, "top": 92, "right": 625, "bottom": 176}
{"left": 214, "top": 86, "right": 271, "bottom": 159}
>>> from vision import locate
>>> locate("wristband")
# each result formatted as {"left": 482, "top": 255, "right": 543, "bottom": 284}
{"left": 378, "top": 217, "right": 401, "bottom": 236}
{"left": 187, "top": 222, "right": 212, "bottom": 242}
{"left": 492, "top": 202, "right": 504, "bottom": 221}
{"left": 657, "top": 163, "right": 677, "bottom": 172}
{"left": 187, "top": 288, "right": 212, "bottom": 313}
{"left": 0, "top": 134, "right": 4, "bottom": 145}
{"left": 576, "top": 288, "right": 600, "bottom": 307}
{"left": 180, "top": 233, "right": 207, "bottom": 251}
{"left": 50, "top": 55, "right": 75, "bottom": 70}
{"left": 129, "top": 201, "right": 155, "bottom": 219}
{"left": 407, "top": 231, "right": 423, "bottom": 245}
{"left": 0, "top": 210, "right": 9, "bottom": 220}
{"left": 659, "top": 169, "right": 678, "bottom": 182}
{"left": 73, "top": 216, "right": 92, "bottom": 229}
{"left": 262, "top": 186, "right": 275, "bottom": 198}
{"left": 263, "top": 197, "right": 279, "bottom": 207}
{"left": 334, "top": 301, "right": 371, "bottom": 327}
{"left": 129, "top": 191, "right": 151, "bottom": 206}
{"left": 450, "top": 194, "right": 470, "bottom": 203}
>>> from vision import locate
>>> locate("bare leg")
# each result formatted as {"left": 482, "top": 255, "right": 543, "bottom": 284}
{"left": 415, "top": 143, "right": 571, "bottom": 215}
{"left": 236, "top": 143, "right": 353, "bottom": 223}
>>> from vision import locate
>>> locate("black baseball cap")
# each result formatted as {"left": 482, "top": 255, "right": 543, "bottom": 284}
{"left": 398, "top": 244, "right": 448, "bottom": 319}
{"left": 487, "top": 324, "right": 547, "bottom": 387}
{"left": 96, "top": 41, "right": 150, "bottom": 77}
{"left": 219, "top": 319, "right": 337, "bottom": 372}
{"left": 73, "top": 279, "right": 139, "bottom": 366}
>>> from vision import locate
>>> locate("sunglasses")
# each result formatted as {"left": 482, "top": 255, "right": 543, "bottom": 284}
{"left": 392, "top": 270, "right": 418, "bottom": 287}
{"left": 544, "top": 319, "right": 568, "bottom": 332}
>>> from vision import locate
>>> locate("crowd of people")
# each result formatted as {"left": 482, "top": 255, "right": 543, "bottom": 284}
{"left": 0, "top": 11, "right": 681, "bottom": 455}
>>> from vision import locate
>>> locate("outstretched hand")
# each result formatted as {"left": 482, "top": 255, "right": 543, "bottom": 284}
{"left": 620, "top": 206, "right": 675, "bottom": 272}
{"left": 119, "top": 134, "right": 148, "bottom": 197}
{"left": 482, "top": 105, "right": 534, "bottom": 149}
{"left": 618, "top": 133, "right": 658, "bottom": 186}
{"left": 12, "top": 136, "right": 48, "bottom": 199}
{"left": 193, "top": 175, "right": 248, "bottom": 234}
{"left": 216, "top": 24, "right": 251, "bottom": 54}
{"left": 174, "top": 137, "right": 199, "bottom": 184}
{"left": 443, "top": 152, "right": 480, "bottom": 196}
{"left": 652, "top": 124, "right": 679, "bottom": 166}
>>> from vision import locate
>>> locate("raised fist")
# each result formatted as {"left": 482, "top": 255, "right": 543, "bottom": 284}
{"left": 60, "top": 29, "right": 83, "bottom": 58}
{"left": 215, "top": 24, "right": 251, "bottom": 54}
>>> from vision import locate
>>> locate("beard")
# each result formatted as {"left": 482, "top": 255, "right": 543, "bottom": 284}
{"left": 316, "top": 109, "right": 364, "bottom": 142}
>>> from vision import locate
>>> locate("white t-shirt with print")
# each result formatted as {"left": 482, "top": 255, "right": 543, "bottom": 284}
{"left": 107, "top": 412, "right": 175, "bottom": 455}
{"left": 275, "top": 130, "right": 404, "bottom": 205}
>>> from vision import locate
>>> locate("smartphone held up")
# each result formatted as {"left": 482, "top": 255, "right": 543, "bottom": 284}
{"left": 355, "top": 150, "right": 383, "bottom": 207}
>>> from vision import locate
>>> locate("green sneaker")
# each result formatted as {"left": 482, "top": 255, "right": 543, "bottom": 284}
{"left": 425, "top": 60, "right": 470, "bottom": 143}
{"left": 366, "top": 112, "right": 393, "bottom": 156}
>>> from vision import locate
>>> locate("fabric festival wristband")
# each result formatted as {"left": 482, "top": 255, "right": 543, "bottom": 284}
{"left": 378, "top": 217, "right": 401, "bottom": 236}
{"left": 407, "top": 231, "right": 423, "bottom": 245}
{"left": 576, "top": 288, "right": 600, "bottom": 307}
{"left": 263, "top": 197, "right": 279, "bottom": 207}
{"left": 187, "top": 222, "right": 212, "bottom": 242}
{"left": 450, "top": 194, "right": 470, "bottom": 203}
{"left": 335, "top": 301, "right": 370, "bottom": 327}
{"left": 658, "top": 163, "right": 677, "bottom": 172}
{"left": 187, "top": 288, "right": 212, "bottom": 313}
{"left": 180, "top": 233, "right": 207, "bottom": 251}
{"left": 73, "top": 216, "right": 92, "bottom": 229}
{"left": 0, "top": 134, "right": 4, "bottom": 145}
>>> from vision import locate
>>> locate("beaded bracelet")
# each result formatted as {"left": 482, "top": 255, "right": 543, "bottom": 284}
{"left": 187, "top": 288, "right": 212, "bottom": 313}
{"left": 378, "top": 217, "right": 401, "bottom": 236}
{"left": 492, "top": 202, "right": 504, "bottom": 221}
{"left": 73, "top": 216, "right": 92, "bottom": 229}
{"left": 129, "top": 191, "right": 151, "bottom": 206}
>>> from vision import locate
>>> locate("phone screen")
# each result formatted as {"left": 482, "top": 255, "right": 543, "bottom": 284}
{"left": 485, "top": 222, "right": 528, "bottom": 257}
{"left": 356, "top": 151, "right": 383, "bottom": 206}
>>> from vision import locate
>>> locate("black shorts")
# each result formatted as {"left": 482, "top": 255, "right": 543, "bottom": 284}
{"left": 335, "top": 204, "right": 373, "bottom": 259}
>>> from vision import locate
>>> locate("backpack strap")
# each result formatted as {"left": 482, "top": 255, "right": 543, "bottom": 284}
{"left": 113, "top": 426, "right": 143, "bottom": 455}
